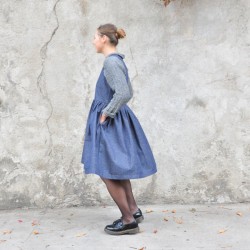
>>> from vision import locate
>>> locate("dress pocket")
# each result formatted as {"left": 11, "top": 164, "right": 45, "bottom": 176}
{"left": 98, "top": 116, "right": 110, "bottom": 126}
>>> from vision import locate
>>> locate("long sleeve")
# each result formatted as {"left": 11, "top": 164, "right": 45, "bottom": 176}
{"left": 101, "top": 57, "right": 133, "bottom": 118}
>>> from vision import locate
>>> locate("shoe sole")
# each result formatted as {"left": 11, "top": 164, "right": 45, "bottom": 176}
{"left": 135, "top": 215, "right": 144, "bottom": 224}
{"left": 104, "top": 226, "right": 140, "bottom": 235}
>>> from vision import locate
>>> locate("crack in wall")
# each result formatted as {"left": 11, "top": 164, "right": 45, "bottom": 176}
{"left": 129, "top": 46, "right": 138, "bottom": 83}
{"left": 36, "top": 0, "right": 61, "bottom": 157}
{"left": 129, "top": 46, "right": 138, "bottom": 106}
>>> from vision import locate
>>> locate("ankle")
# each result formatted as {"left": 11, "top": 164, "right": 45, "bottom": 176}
{"left": 131, "top": 207, "right": 139, "bottom": 214}
{"left": 122, "top": 216, "right": 135, "bottom": 224}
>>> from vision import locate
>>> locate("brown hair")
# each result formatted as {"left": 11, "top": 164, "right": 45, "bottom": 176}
{"left": 97, "top": 23, "right": 126, "bottom": 46}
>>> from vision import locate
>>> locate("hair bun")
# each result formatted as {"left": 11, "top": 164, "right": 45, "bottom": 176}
{"left": 116, "top": 28, "right": 126, "bottom": 39}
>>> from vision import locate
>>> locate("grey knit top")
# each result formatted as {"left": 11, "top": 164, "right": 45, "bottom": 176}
{"left": 101, "top": 52, "right": 133, "bottom": 118}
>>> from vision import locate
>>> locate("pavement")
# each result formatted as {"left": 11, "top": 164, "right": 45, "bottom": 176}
{"left": 0, "top": 203, "right": 249, "bottom": 250}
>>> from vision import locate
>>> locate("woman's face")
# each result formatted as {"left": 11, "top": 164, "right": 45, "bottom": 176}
{"left": 92, "top": 30, "right": 105, "bottom": 53}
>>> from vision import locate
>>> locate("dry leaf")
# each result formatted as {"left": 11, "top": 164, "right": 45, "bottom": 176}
{"left": 218, "top": 229, "right": 227, "bottom": 234}
{"left": 146, "top": 209, "right": 153, "bottom": 213}
{"left": 236, "top": 211, "right": 243, "bottom": 217}
{"left": 138, "top": 247, "right": 146, "bottom": 250}
{"left": 164, "top": 217, "right": 169, "bottom": 221}
{"left": 153, "top": 229, "right": 158, "bottom": 234}
{"left": 75, "top": 232, "right": 86, "bottom": 237}
{"left": 162, "top": 0, "right": 174, "bottom": 7}
{"left": 18, "top": 219, "right": 23, "bottom": 223}
{"left": 2, "top": 230, "right": 12, "bottom": 235}
{"left": 162, "top": 210, "right": 168, "bottom": 213}
{"left": 219, "top": 206, "right": 232, "bottom": 210}
{"left": 173, "top": 217, "right": 183, "bottom": 224}
{"left": 0, "top": 240, "right": 7, "bottom": 244}
{"left": 33, "top": 230, "right": 39, "bottom": 235}
{"left": 32, "top": 220, "right": 39, "bottom": 226}
{"left": 171, "top": 210, "right": 176, "bottom": 213}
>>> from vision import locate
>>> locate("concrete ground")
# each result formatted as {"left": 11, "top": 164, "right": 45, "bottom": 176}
{"left": 0, "top": 204, "right": 249, "bottom": 250}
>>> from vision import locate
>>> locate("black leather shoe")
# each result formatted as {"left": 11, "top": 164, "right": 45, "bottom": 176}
{"left": 112, "top": 208, "right": 144, "bottom": 225}
{"left": 133, "top": 208, "right": 144, "bottom": 223}
{"left": 104, "top": 220, "right": 139, "bottom": 235}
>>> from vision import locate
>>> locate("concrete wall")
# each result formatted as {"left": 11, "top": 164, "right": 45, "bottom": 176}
{"left": 0, "top": 0, "right": 249, "bottom": 209}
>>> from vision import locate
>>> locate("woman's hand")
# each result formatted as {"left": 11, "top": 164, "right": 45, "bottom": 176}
{"left": 99, "top": 113, "right": 108, "bottom": 124}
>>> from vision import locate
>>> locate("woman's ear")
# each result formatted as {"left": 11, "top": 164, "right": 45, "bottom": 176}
{"left": 101, "top": 34, "right": 108, "bottom": 44}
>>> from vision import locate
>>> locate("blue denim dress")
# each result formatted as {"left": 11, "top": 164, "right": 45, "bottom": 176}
{"left": 81, "top": 54, "right": 157, "bottom": 179}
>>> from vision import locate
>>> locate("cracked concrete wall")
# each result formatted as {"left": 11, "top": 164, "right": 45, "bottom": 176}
{"left": 0, "top": 0, "right": 249, "bottom": 209}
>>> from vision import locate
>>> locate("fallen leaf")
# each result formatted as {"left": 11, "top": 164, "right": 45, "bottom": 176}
{"left": 164, "top": 217, "right": 169, "bottom": 221}
{"left": 162, "top": 210, "right": 168, "bottom": 213}
{"left": 236, "top": 211, "right": 243, "bottom": 217}
{"left": 189, "top": 208, "right": 196, "bottom": 213}
{"left": 75, "top": 232, "right": 86, "bottom": 237}
{"left": 218, "top": 206, "right": 232, "bottom": 210}
{"left": 163, "top": 0, "right": 172, "bottom": 7}
{"left": 33, "top": 230, "right": 39, "bottom": 235}
{"left": 138, "top": 247, "right": 146, "bottom": 250}
{"left": 173, "top": 217, "right": 183, "bottom": 224}
{"left": 2, "top": 230, "right": 12, "bottom": 235}
{"left": 32, "top": 220, "right": 39, "bottom": 226}
{"left": 153, "top": 229, "right": 158, "bottom": 233}
{"left": 171, "top": 210, "right": 176, "bottom": 213}
{"left": 18, "top": 219, "right": 23, "bottom": 223}
{"left": 218, "top": 229, "right": 227, "bottom": 234}
{"left": 0, "top": 240, "right": 6, "bottom": 244}
{"left": 146, "top": 209, "right": 153, "bottom": 213}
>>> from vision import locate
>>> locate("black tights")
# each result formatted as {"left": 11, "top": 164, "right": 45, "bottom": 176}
{"left": 101, "top": 178, "right": 139, "bottom": 224}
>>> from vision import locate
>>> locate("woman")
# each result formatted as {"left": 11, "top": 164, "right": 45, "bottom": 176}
{"left": 81, "top": 23, "right": 157, "bottom": 235}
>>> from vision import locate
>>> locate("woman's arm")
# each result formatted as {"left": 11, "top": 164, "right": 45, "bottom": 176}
{"left": 101, "top": 57, "right": 132, "bottom": 120}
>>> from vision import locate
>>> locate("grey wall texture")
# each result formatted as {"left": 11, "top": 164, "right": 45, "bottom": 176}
{"left": 0, "top": 0, "right": 249, "bottom": 209}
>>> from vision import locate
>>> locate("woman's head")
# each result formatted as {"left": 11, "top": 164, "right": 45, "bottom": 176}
{"left": 92, "top": 23, "right": 126, "bottom": 53}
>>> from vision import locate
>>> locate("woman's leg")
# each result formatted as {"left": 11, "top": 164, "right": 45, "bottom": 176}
{"left": 119, "top": 180, "right": 139, "bottom": 214}
{"left": 101, "top": 178, "right": 134, "bottom": 224}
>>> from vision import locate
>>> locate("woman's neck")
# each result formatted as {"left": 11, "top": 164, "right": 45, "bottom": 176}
{"left": 103, "top": 47, "right": 117, "bottom": 57}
